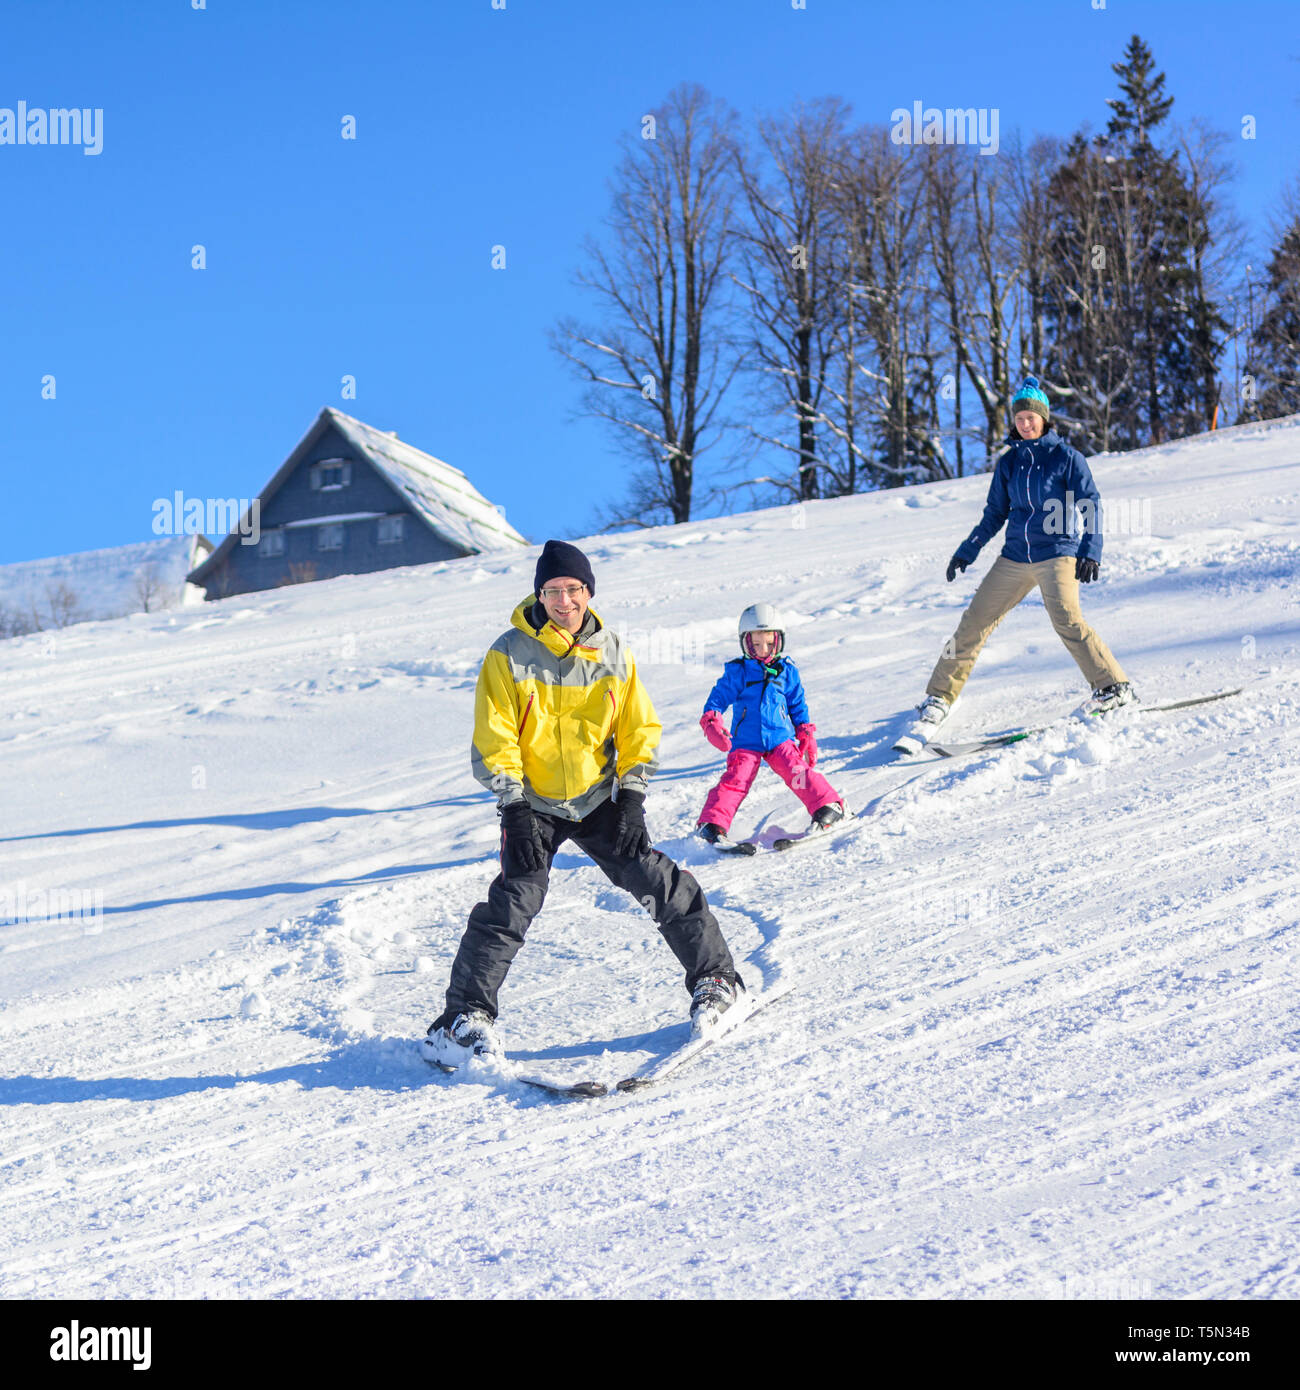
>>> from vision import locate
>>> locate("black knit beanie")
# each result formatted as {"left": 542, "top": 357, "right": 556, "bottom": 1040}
{"left": 533, "top": 539, "right": 596, "bottom": 597}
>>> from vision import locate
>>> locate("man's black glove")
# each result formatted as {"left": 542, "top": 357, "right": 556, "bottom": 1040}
{"left": 500, "top": 800, "right": 544, "bottom": 876}
{"left": 1075, "top": 557, "right": 1100, "bottom": 583}
{"left": 611, "top": 790, "right": 651, "bottom": 859}
{"left": 946, "top": 553, "right": 969, "bottom": 583}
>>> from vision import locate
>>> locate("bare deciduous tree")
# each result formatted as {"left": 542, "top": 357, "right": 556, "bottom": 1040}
{"left": 553, "top": 83, "right": 743, "bottom": 527}
{"left": 832, "top": 126, "right": 934, "bottom": 486}
{"left": 43, "top": 581, "right": 82, "bottom": 629}
{"left": 1174, "top": 119, "right": 1244, "bottom": 429}
{"left": 133, "top": 562, "right": 168, "bottom": 613}
{"left": 0, "top": 602, "right": 40, "bottom": 639}
{"left": 731, "top": 99, "right": 853, "bottom": 501}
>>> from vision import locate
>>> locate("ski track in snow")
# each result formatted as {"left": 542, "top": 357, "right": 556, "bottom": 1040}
{"left": 2, "top": 420, "right": 1300, "bottom": 1298}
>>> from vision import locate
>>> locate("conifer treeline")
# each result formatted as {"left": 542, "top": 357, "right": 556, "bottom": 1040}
{"left": 555, "top": 35, "right": 1300, "bottom": 527}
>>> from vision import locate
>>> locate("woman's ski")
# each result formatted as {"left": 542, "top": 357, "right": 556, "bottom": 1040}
{"left": 915, "top": 687, "right": 1244, "bottom": 762}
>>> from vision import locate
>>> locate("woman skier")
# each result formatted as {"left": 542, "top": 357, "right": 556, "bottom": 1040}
{"left": 696, "top": 603, "right": 845, "bottom": 848}
{"left": 898, "top": 375, "right": 1135, "bottom": 753}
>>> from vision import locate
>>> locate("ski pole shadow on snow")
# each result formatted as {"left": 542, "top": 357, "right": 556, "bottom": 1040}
{"left": 0, "top": 792, "right": 489, "bottom": 845}
{"left": 78, "top": 857, "right": 488, "bottom": 919}
{"left": 0, "top": 1024, "right": 697, "bottom": 1105}
{"left": 0, "top": 1044, "right": 439, "bottom": 1104}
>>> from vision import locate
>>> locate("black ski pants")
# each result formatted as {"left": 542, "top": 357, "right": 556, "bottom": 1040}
{"left": 445, "top": 796, "right": 737, "bottom": 1019}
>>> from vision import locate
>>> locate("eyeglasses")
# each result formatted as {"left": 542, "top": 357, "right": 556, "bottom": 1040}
{"left": 540, "top": 585, "right": 587, "bottom": 601}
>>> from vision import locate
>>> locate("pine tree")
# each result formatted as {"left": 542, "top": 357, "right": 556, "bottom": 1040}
{"left": 1041, "top": 36, "right": 1228, "bottom": 448}
{"left": 1247, "top": 216, "right": 1300, "bottom": 419}
{"left": 1104, "top": 34, "right": 1174, "bottom": 147}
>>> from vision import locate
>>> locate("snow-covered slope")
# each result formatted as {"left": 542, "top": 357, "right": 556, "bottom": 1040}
{"left": 0, "top": 534, "right": 210, "bottom": 630}
{"left": 2, "top": 418, "right": 1298, "bottom": 1299}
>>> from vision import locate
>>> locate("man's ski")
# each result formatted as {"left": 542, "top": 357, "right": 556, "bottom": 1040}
{"left": 516, "top": 1074, "right": 609, "bottom": 1099}
{"left": 422, "top": 1049, "right": 608, "bottom": 1099}
{"left": 921, "top": 688, "right": 1244, "bottom": 762}
{"left": 614, "top": 980, "right": 795, "bottom": 1093}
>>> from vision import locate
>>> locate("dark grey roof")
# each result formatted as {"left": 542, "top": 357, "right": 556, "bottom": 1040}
{"left": 189, "top": 408, "right": 526, "bottom": 584}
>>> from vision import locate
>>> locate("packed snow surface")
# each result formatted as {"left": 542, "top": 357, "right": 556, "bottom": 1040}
{"left": 2, "top": 418, "right": 1298, "bottom": 1299}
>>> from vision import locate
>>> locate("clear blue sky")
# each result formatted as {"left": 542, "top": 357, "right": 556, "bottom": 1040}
{"left": 2, "top": 0, "right": 1297, "bottom": 563}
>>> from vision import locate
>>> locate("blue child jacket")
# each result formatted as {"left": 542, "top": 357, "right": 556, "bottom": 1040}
{"left": 955, "top": 430, "right": 1104, "bottom": 567}
{"left": 703, "top": 657, "right": 811, "bottom": 753}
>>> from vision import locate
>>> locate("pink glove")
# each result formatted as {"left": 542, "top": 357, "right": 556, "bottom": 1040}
{"left": 700, "top": 711, "right": 732, "bottom": 753}
{"left": 795, "top": 722, "right": 817, "bottom": 766}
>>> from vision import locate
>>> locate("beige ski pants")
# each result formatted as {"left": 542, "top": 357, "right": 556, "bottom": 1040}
{"left": 926, "top": 556, "right": 1128, "bottom": 702}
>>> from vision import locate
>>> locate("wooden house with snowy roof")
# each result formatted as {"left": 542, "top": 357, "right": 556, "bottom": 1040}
{"left": 187, "top": 408, "right": 527, "bottom": 599}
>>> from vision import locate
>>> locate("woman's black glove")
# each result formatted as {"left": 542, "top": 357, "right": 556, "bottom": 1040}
{"left": 946, "top": 553, "right": 969, "bottom": 583}
{"left": 1075, "top": 557, "right": 1100, "bottom": 583}
{"left": 500, "top": 800, "right": 544, "bottom": 876}
{"left": 611, "top": 790, "right": 651, "bottom": 859}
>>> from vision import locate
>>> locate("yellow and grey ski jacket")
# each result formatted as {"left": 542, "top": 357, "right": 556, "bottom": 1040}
{"left": 470, "top": 596, "right": 661, "bottom": 821}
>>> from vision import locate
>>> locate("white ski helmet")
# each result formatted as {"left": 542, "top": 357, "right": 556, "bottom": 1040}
{"left": 738, "top": 602, "right": 784, "bottom": 660}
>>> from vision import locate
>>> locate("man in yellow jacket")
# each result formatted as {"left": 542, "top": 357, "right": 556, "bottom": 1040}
{"left": 424, "top": 540, "right": 742, "bottom": 1067}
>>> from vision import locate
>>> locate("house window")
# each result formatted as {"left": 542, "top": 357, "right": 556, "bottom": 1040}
{"left": 317, "top": 523, "right": 344, "bottom": 551}
{"left": 259, "top": 530, "right": 286, "bottom": 557}
{"left": 311, "top": 458, "right": 352, "bottom": 491}
{"left": 378, "top": 515, "right": 405, "bottom": 545}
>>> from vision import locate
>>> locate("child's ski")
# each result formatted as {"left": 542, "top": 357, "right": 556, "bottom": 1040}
{"left": 772, "top": 808, "right": 858, "bottom": 852}
{"left": 704, "top": 833, "right": 759, "bottom": 856}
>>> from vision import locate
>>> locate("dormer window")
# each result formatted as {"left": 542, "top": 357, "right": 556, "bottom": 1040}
{"left": 311, "top": 458, "right": 352, "bottom": 491}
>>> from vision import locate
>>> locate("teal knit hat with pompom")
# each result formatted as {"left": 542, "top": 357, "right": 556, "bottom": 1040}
{"left": 1011, "top": 375, "right": 1051, "bottom": 421}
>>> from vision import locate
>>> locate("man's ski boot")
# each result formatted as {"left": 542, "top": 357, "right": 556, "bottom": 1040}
{"left": 421, "top": 1009, "right": 503, "bottom": 1071}
{"left": 689, "top": 974, "right": 747, "bottom": 1038}
{"left": 893, "top": 694, "right": 952, "bottom": 756}
{"left": 1085, "top": 681, "right": 1138, "bottom": 716}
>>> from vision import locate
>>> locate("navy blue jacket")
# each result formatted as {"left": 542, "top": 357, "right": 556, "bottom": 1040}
{"left": 703, "top": 657, "right": 811, "bottom": 754}
{"left": 956, "top": 430, "right": 1103, "bottom": 566}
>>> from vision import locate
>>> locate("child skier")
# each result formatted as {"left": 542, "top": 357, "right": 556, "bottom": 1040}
{"left": 696, "top": 604, "right": 845, "bottom": 846}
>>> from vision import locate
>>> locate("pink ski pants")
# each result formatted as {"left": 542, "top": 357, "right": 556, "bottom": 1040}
{"left": 698, "top": 739, "right": 841, "bottom": 832}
